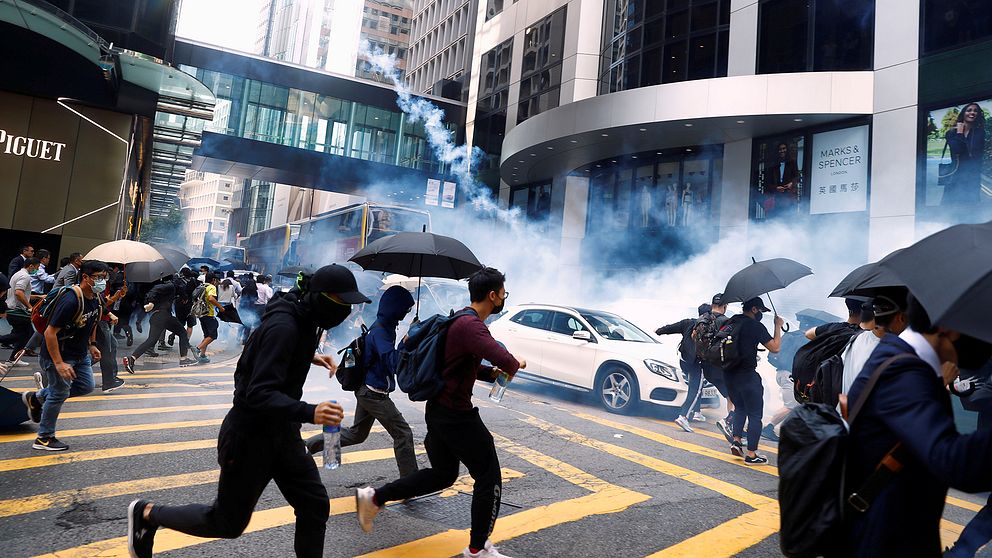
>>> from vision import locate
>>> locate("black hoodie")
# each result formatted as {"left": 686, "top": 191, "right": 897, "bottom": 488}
{"left": 232, "top": 291, "right": 321, "bottom": 424}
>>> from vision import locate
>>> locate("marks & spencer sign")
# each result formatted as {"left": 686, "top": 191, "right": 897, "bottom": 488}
{"left": 809, "top": 125, "right": 870, "bottom": 214}
{"left": 0, "top": 129, "right": 68, "bottom": 162}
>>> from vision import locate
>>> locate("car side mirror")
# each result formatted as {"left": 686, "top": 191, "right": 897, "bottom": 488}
{"left": 572, "top": 330, "right": 592, "bottom": 341}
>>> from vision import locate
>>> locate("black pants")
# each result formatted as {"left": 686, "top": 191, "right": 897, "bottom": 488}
{"left": 307, "top": 386, "right": 418, "bottom": 477}
{"left": 2, "top": 313, "right": 33, "bottom": 361}
{"left": 375, "top": 403, "right": 501, "bottom": 550}
{"left": 131, "top": 311, "right": 190, "bottom": 359}
{"left": 113, "top": 302, "right": 134, "bottom": 338}
{"left": 677, "top": 359, "right": 704, "bottom": 418}
{"left": 95, "top": 321, "right": 119, "bottom": 388}
{"left": 149, "top": 409, "right": 329, "bottom": 557}
{"left": 725, "top": 369, "right": 763, "bottom": 452}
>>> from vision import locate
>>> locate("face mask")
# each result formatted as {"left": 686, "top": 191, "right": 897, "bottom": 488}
{"left": 953, "top": 334, "right": 992, "bottom": 370}
{"left": 491, "top": 293, "right": 505, "bottom": 315}
{"left": 92, "top": 278, "right": 107, "bottom": 294}
{"left": 755, "top": 311, "right": 764, "bottom": 323}
{"left": 308, "top": 292, "right": 351, "bottom": 329}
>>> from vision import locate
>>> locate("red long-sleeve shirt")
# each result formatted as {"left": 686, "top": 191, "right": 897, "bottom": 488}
{"left": 434, "top": 309, "right": 520, "bottom": 411}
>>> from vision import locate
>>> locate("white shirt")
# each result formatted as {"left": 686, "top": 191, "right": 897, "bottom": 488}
{"left": 30, "top": 263, "right": 54, "bottom": 293}
{"left": 841, "top": 330, "right": 881, "bottom": 395}
{"left": 256, "top": 283, "right": 273, "bottom": 305}
{"left": 898, "top": 327, "right": 942, "bottom": 377}
{"left": 6, "top": 269, "right": 32, "bottom": 311}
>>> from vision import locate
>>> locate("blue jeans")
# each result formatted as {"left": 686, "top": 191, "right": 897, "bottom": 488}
{"left": 38, "top": 353, "right": 94, "bottom": 438}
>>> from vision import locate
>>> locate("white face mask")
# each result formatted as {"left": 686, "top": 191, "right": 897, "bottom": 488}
{"left": 92, "top": 278, "right": 107, "bottom": 294}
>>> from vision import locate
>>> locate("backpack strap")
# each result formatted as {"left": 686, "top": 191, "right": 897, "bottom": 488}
{"left": 843, "top": 352, "right": 915, "bottom": 513}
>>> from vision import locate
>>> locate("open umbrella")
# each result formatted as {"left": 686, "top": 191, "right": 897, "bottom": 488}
{"left": 878, "top": 221, "right": 992, "bottom": 342}
{"left": 349, "top": 232, "right": 483, "bottom": 316}
{"left": 828, "top": 250, "right": 905, "bottom": 298}
{"left": 124, "top": 259, "right": 178, "bottom": 283}
{"left": 217, "top": 304, "right": 243, "bottom": 325}
{"left": 152, "top": 245, "right": 191, "bottom": 271}
{"left": 187, "top": 257, "right": 220, "bottom": 269}
{"left": 84, "top": 240, "right": 164, "bottom": 264}
{"left": 723, "top": 257, "right": 813, "bottom": 331}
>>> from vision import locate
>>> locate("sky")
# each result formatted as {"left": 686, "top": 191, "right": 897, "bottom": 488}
{"left": 176, "top": 0, "right": 266, "bottom": 53}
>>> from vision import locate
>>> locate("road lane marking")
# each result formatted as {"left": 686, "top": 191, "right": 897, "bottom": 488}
{"left": 0, "top": 430, "right": 321, "bottom": 472}
{"left": 646, "top": 506, "right": 780, "bottom": 558}
{"left": 0, "top": 419, "right": 225, "bottom": 444}
{"left": 0, "top": 447, "right": 418, "bottom": 519}
{"left": 58, "top": 403, "right": 232, "bottom": 419}
{"left": 34, "top": 467, "right": 521, "bottom": 558}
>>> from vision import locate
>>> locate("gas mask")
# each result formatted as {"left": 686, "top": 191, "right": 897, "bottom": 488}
{"left": 953, "top": 334, "right": 992, "bottom": 371}
{"left": 306, "top": 291, "right": 352, "bottom": 329}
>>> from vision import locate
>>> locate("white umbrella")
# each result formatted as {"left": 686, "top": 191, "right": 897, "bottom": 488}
{"left": 84, "top": 240, "right": 165, "bottom": 264}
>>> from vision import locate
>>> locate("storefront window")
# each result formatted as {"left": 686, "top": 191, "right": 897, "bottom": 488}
{"left": 600, "top": 0, "right": 730, "bottom": 94}
{"left": 758, "top": 0, "right": 874, "bottom": 74}
{"left": 923, "top": 0, "right": 992, "bottom": 55}
{"left": 510, "top": 182, "right": 553, "bottom": 227}
{"left": 920, "top": 98, "right": 992, "bottom": 221}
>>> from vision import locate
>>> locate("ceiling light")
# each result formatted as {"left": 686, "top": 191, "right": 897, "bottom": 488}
{"left": 684, "top": 123, "right": 693, "bottom": 127}
{"left": 546, "top": 146, "right": 554, "bottom": 150}
{"left": 601, "top": 133, "right": 609, "bottom": 137}
{"left": 639, "top": 128, "right": 647, "bottom": 132}
{"left": 529, "top": 153, "right": 536, "bottom": 157}
{"left": 794, "top": 118, "right": 803, "bottom": 122}
{"left": 632, "top": 155, "right": 638, "bottom": 159}
{"left": 736, "top": 120, "right": 745, "bottom": 124}
{"left": 570, "top": 139, "right": 578, "bottom": 143}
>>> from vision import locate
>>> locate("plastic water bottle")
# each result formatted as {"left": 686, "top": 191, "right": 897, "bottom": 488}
{"left": 489, "top": 370, "right": 512, "bottom": 403}
{"left": 342, "top": 348, "right": 356, "bottom": 369}
{"left": 322, "top": 402, "right": 342, "bottom": 470}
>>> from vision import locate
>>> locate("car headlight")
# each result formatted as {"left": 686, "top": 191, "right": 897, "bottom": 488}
{"left": 644, "top": 359, "right": 679, "bottom": 382}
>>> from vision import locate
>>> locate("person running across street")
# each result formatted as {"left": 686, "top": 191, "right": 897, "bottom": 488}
{"left": 0, "top": 257, "right": 43, "bottom": 371}
{"left": 20, "top": 260, "right": 108, "bottom": 451}
{"left": 724, "top": 297, "right": 782, "bottom": 465}
{"left": 355, "top": 267, "right": 526, "bottom": 558}
{"left": 126, "top": 263, "right": 369, "bottom": 558}
{"left": 95, "top": 282, "right": 127, "bottom": 392}
{"left": 194, "top": 273, "right": 224, "bottom": 364}
{"left": 123, "top": 276, "right": 197, "bottom": 372}
{"left": 306, "top": 285, "right": 419, "bottom": 477}
{"left": 656, "top": 302, "right": 711, "bottom": 433}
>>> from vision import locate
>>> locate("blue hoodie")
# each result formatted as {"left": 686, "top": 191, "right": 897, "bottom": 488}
{"left": 364, "top": 286, "right": 414, "bottom": 392}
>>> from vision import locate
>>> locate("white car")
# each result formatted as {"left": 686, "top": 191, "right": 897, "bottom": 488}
{"left": 489, "top": 304, "right": 690, "bottom": 414}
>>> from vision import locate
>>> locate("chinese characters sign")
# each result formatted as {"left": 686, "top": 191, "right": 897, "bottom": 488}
{"left": 809, "top": 125, "right": 869, "bottom": 214}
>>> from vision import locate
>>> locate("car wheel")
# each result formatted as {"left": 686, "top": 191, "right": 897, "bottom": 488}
{"left": 598, "top": 365, "right": 639, "bottom": 415}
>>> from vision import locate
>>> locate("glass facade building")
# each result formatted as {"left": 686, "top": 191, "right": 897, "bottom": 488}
{"left": 180, "top": 64, "right": 454, "bottom": 175}
{"left": 757, "top": 0, "right": 875, "bottom": 74}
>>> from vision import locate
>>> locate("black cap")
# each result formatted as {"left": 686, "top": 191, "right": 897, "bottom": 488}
{"left": 698, "top": 303, "right": 712, "bottom": 316}
{"left": 743, "top": 296, "right": 771, "bottom": 312}
{"left": 308, "top": 264, "right": 371, "bottom": 304}
{"left": 711, "top": 293, "right": 725, "bottom": 305}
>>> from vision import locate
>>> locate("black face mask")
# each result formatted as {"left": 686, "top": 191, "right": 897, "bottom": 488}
{"left": 754, "top": 311, "right": 764, "bottom": 323}
{"left": 307, "top": 292, "right": 352, "bottom": 329}
{"left": 953, "top": 334, "right": 992, "bottom": 371}
{"left": 492, "top": 299, "right": 505, "bottom": 315}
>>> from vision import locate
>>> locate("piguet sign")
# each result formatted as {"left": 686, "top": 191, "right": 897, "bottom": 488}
{"left": 0, "top": 128, "right": 68, "bottom": 162}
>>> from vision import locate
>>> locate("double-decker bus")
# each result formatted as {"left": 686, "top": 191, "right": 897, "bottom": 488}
{"left": 291, "top": 203, "right": 432, "bottom": 268}
{"left": 244, "top": 223, "right": 300, "bottom": 274}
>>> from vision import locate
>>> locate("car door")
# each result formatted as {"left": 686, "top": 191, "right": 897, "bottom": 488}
{"left": 540, "top": 311, "right": 600, "bottom": 389}
{"left": 496, "top": 308, "right": 551, "bottom": 374}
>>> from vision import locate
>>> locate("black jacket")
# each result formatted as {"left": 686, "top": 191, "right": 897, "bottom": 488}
{"left": 144, "top": 282, "right": 177, "bottom": 314}
{"left": 839, "top": 334, "right": 992, "bottom": 557}
{"left": 656, "top": 318, "right": 697, "bottom": 362}
{"left": 232, "top": 292, "right": 321, "bottom": 425}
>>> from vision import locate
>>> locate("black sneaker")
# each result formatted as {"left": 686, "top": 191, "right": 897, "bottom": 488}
{"left": 123, "top": 356, "right": 136, "bottom": 374}
{"left": 167, "top": 334, "right": 176, "bottom": 347}
{"left": 156, "top": 344, "right": 169, "bottom": 352}
{"left": 143, "top": 350, "right": 160, "bottom": 357}
{"left": 127, "top": 499, "right": 157, "bottom": 558}
{"left": 103, "top": 378, "right": 126, "bottom": 392}
{"left": 21, "top": 391, "right": 41, "bottom": 423}
{"left": 32, "top": 436, "right": 68, "bottom": 451}
{"left": 125, "top": 330, "right": 133, "bottom": 347}
{"left": 730, "top": 441, "right": 744, "bottom": 458}
{"left": 744, "top": 454, "right": 769, "bottom": 466}
{"left": 179, "top": 358, "right": 198, "bottom": 367}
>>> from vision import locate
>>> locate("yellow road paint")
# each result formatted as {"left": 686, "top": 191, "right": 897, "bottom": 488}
{"left": 947, "top": 495, "right": 984, "bottom": 512}
{"left": 439, "top": 467, "right": 525, "bottom": 497}
{"left": 64, "top": 391, "right": 230, "bottom": 403}
{"left": 941, "top": 518, "right": 964, "bottom": 550}
{"left": 0, "top": 430, "right": 321, "bottom": 472}
{"left": 58, "top": 403, "right": 231, "bottom": 419}
{"left": 0, "top": 447, "right": 405, "bottom": 519}
{"left": 646, "top": 505, "right": 780, "bottom": 558}
{"left": 647, "top": 416, "right": 779, "bottom": 455}
{"left": 0, "top": 419, "right": 225, "bottom": 444}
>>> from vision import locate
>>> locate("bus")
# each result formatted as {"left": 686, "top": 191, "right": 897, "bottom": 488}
{"left": 244, "top": 223, "right": 300, "bottom": 274}
{"left": 291, "top": 203, "right": 432, "bottom": 268}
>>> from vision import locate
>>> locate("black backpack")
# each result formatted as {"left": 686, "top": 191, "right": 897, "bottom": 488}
{"left": 792, "top": 323, "right": 861, "bottom": 402}
{"left": 778, "top": 353, "right": 912, "bottom": 558}
{"left": 241, "top": 278, "right": 259, "bottom": 304}
{"left": 396, "top": 309, "right": 475, "bottom": 401}
{"left": 702, "top": 315, "right": 745, "bottom": 370}
{"left": 335, "top": 324, "right": 377, "bottom": 392}
{"left": 808, "top": 333, "right": 862, "bottom": 407}
{"left": 692, "top": 312, "right": 723, "bottom": 361}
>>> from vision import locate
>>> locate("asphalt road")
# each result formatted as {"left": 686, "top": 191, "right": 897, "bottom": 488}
{"left": 0, "top": 348, "right": 988, "bottom": 558}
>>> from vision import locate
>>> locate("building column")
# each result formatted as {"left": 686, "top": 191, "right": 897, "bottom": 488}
{"left": 717, "top": 138, "right": 751, "bottom": 240}
{"left": 728, "top": 0, "right": 759, "bottom": 77}
{"left": 868, "top": 0, "right": 921, "bottom": 260}
{"left": 557, "top": 174, "right": 589, "bottom": 291}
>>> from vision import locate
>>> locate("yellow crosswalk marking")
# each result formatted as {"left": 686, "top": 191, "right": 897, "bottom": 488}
{"left": 59, "top": 403, "right": 231, "bottom": 419}
{"left": 0, "top": 447, "right": 410, "bottom": 519}
{"left": 0, "top": 419, "right": 225, "bottom": 443}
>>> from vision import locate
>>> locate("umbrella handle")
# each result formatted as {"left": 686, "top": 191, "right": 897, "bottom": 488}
{"left": 765, "top": 292, "right": 790, "bottom": 332}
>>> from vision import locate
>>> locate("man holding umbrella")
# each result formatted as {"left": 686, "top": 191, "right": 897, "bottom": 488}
{"left": 723, "top": 297, "right": 782, "bottom": 465}
{"left": 126, "top": 264, "right": 366, "bottom": 558}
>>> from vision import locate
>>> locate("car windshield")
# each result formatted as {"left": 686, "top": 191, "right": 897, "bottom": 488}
{"left": 580, "top": 312, "right": 655, "bottom": 342}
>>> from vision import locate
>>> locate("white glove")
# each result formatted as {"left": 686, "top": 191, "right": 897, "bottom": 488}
{"left": 143, "top": 303, "right": 154, "bottom": 312}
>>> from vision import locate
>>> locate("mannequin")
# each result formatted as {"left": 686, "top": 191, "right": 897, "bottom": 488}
{"left": 681, "top": 183, "right": 694, "bottom": 226}
{"left": 666, "top": 175, "right": 679, "bottom": 227}
{"left": 640, "top": 184, "right": 652, "bottom": 227}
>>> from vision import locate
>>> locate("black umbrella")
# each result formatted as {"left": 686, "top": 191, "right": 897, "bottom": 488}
{"left": 349, "top": 232, "right": 483, "bottom": 316}
{"left": 151, "top": 244, "right": 191, "bottom": 270}
{"left": 278, "top": 265, "right": 312, "bottom": 278}
{"left": 217, "top": 304, "right": 243, "bottom": 325}
{"left": 828, "top": 250, "right": 906, "bottom": 298}
{"left": 724, "top": 257, "right": 813, "bottom": 331}
{"left": 124, "top": 259, "right": 178, "bottom": 283}
{"left": 878, "top": 221, "right": 992, "bottom": 342}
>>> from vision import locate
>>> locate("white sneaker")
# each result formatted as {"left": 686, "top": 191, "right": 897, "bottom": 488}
{"left": 33, "top": 372, "right": 45, "bottom": 390}
{"left": 463, "top": 541, "right": 513, "bottom": 558}
{"left": 13, "top": 361, "right": 29, "bottom": 367}
{"left": 674, "top": 415, "right": 694, "bottom": 433}
{"left": 355, "top": 487, "right": 380, "bottom": 533}
{"left": 691, "top": 412, "right": 707, "bottom": 423}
